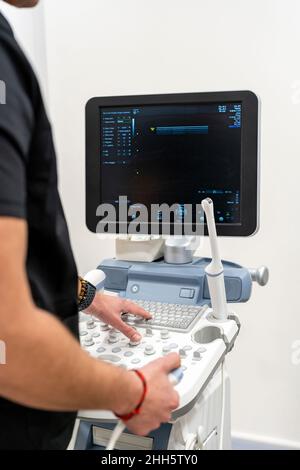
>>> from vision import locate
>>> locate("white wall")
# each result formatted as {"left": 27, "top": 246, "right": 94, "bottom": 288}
{"left": 10, "top": 0, "right": 300, "bottom": 446}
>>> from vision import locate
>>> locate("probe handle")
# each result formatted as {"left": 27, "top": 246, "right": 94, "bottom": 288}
{"left": 206, "top": 271, "right": 228, "bottom": 321}
{"left": 168, "top": 367, "right": 184, "bottom": 386}
{"left": 202, "top": 198, "right": 228, "bottom": 321}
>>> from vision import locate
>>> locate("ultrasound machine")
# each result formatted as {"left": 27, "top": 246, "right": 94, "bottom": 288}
{"left": 70, "top": 91, "right": 268, "bottom": 450}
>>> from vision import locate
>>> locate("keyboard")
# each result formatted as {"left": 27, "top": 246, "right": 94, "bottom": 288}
{"left": 123, "top": 300, "right": 208, "bottom": 332}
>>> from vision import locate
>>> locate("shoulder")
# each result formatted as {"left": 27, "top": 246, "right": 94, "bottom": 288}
{"left": 0, "top": 14, "right": 37, "bottom": 158}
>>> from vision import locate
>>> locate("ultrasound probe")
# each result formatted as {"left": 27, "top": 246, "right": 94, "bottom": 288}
{"left": 201, "top": 198, "right": 228, "bottom": 321}
{"left": 106, "top": 368, "right": 183, "bottom": 450}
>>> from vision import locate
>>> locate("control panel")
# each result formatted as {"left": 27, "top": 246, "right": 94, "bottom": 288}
{"left": 79, "top": 309, "right": 239, "bottom": 418}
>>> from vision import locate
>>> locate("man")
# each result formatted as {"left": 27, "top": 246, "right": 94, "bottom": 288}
{"left": 0, "top": 0, "right": 180, "bottom": 450}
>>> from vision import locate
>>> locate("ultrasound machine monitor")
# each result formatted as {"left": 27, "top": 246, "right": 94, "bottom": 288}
{"left": 86, "top": 91, "right": 259, "bottom": 236}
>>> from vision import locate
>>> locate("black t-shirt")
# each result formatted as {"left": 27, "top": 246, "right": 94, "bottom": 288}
{"left": 0, "top": 12, "right": 79, "bottom": 449}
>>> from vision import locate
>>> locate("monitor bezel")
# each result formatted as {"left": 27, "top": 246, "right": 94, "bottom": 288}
{"left": 86, "top": 91, "right": 259, "bottom": 236}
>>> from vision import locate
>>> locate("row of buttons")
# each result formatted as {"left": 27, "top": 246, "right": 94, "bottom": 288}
{"left": 82, "top": 325, "right": 174, "bottom": 342}
{"left": 134, "top": 300, "right": 200, "bottom": 312}
{"left": 84, "top": 333, "right": 207, "bottom": 361}
{"left": 179, "top": 346, "right": 206, "bottom": 360}
{"left": 97, "top": 353, "right": 142, "bottom": 365}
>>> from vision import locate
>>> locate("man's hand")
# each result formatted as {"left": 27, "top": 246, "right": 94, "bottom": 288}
{"left": 86, "top": 294, "right": 151, "bottom": 342}
{"left": 120, "top": 353, "right": 181, "bottom": 436}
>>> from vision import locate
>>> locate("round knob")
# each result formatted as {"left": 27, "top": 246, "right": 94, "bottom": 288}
{"left": 179, "top": 348, "right": 187, "bottom": 358}
{"left": 129, "top": 330, "right": 140, "bottom": 346}
{"left": 108, "top": 332, "right": 118, "bottom": 343}
{"left": 129, "top": 339, "right": 140, "bottom": 347}
{"left": 144, "top": 345, "right": 155, "bottom": 355}
{"left": 249, "top": 266, "right": 269, "bottom": 286}
{"left": 162, "top": 346, "right": 171, "bottom": 355}
{"left": 160, "top": 329, "right": 170, "bottom": 339}
{"left": 124, "top": 351, "right": 134, "bottom": 357}
{"left": 87, "top": 320, "right": 96, "bottom": 329}
{"left": 126, "top": 315, "right": 136, "bottom": 326}
{"left": 100, "top": 323, "right": 110, "bottom": 331}
{"left": 146, "top": 327, "right": 153, "bottom": 337}
{"left": 83, "top": 337, "right": 94, "bottom": 347}
{"left": 131, "top": 358, "right": 141, "bottom": 364}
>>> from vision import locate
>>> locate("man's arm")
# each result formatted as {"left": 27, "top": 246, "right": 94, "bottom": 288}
{"left": 0, "top": 218, "right": 180, "bottom": 435}
{"left": 0, "top": 217, "right": 141, "bottom": 412}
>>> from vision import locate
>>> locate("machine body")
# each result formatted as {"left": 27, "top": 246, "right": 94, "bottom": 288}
{"left": 76, "top": 91, "right": 265, "bottom": 450}
{"left": 70, "top": 255, "right": 267, "bottom": 450}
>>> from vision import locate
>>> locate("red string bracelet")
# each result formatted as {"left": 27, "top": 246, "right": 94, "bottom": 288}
{"left": 115, "top": 369, "right": 147, "bottom": 421}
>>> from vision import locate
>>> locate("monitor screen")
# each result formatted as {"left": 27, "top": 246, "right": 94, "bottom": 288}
{"left": 100, "top": 103, "right": 242, "bottom": 225}
{"left": 86, "top": 91, "right": 259, "bottom": 236}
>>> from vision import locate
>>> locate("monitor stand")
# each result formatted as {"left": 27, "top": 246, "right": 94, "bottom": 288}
{"left": 115, "top": 235, "right": 199, "bottom": 264}
{"left": 115, "top": 235, "right": 165, "bottom": 263}
{"left": 164, "top": 236, "right": 200, "bottom": 264}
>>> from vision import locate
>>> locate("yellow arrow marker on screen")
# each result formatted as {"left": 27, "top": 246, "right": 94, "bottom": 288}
{"left": 150, "top": 127, "right": 155, "bottom": 132}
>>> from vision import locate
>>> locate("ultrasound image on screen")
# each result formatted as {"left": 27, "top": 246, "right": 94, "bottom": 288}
{"left": 100, "top": 103, "right": 242, "bottom": 224}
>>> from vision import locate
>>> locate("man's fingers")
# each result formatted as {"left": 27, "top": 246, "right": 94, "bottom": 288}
{"left": 110, "top": 317, "right": 141, "bottom": 342}
{"left": 123, "top": 300, "right": 152, "bottom": 319}
{"left": 159, "top": 352, "right": 181, "bottom": 374}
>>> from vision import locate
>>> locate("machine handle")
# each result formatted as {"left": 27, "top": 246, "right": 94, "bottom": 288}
{"left": 248, "top": 266, "right": 269, "bottom": 286}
